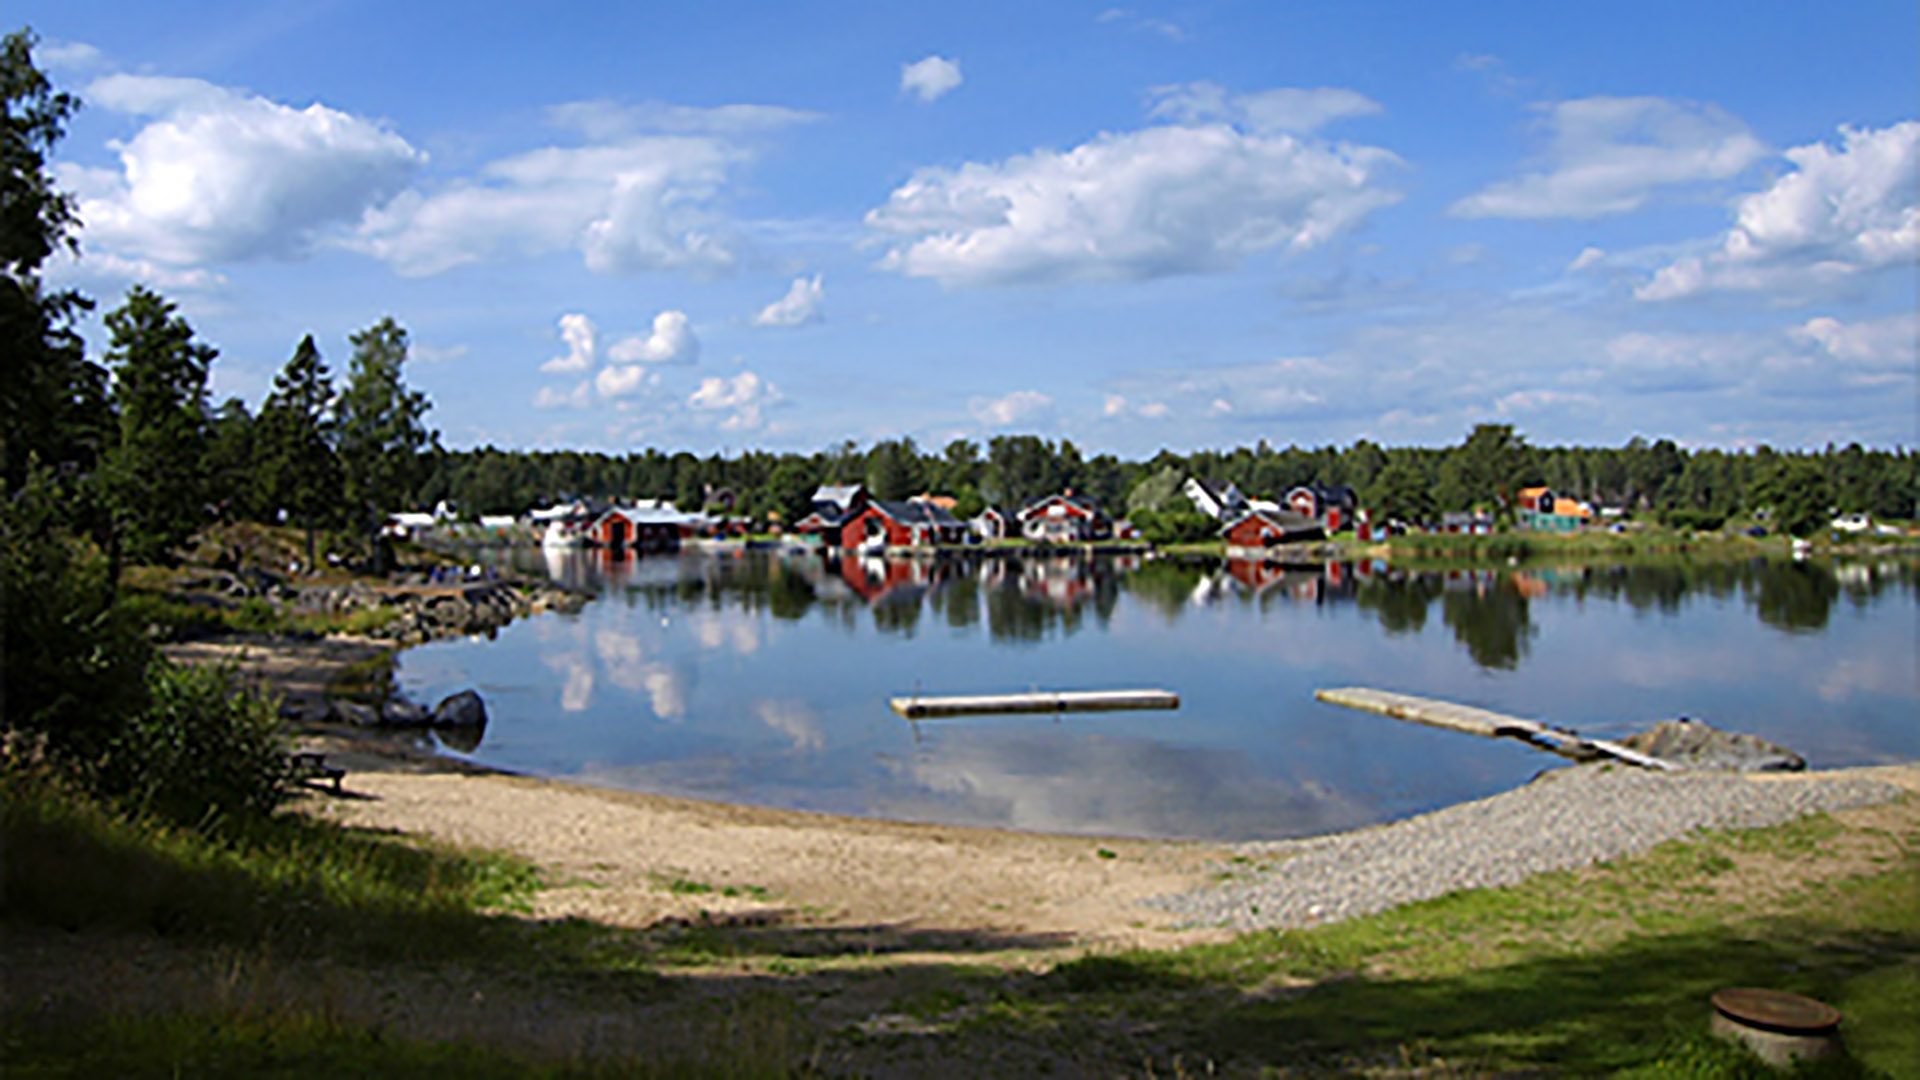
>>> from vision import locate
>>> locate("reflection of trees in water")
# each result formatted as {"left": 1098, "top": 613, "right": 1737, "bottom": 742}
{"left": 931, "top": 574, "right": 981, "bottom": 630}
{"left": 1441, "top": 579, "right": 1535, "bottom": 670}
{"left": 871, "top": 593, "right": 924, "bottom": 636}
{"left": 1354, "top": 575, "right": 1444, "bottom": 634}
{"left": 1122, "top": 559, "right": 1206, "bottom": 621}
{"left": 1753, "top": 561, "right": 1839, "bottom": 633}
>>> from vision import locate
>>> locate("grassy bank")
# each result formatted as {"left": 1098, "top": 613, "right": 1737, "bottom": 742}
{"left": 6, "top": 767, "right": 1915, "bottom": 1075}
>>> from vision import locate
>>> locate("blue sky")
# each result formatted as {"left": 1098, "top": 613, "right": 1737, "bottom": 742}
{"left": 20, "top": 1, "right": 1919, "bottom": 455}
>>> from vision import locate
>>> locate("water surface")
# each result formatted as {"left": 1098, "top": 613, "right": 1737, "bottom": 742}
{"left": 397, "top": 550, "right": 1919, "bottom": 841}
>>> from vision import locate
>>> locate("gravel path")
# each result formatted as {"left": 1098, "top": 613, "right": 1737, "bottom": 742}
{"left": 1152, "top": 765, "right": 1906, "bottom": 931}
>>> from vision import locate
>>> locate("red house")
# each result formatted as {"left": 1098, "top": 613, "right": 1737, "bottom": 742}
{"left": 1220, "top": 508, "right": 1327, "bottom": 549}
{"left": 838, "top": 500, "right": 968, "bottom": 548}
{"left": 590, "top": 506, "right": 700, "bottom": 551}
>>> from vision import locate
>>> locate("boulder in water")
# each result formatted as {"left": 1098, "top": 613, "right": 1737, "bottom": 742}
{"left": 431, "top": 689, "right": 488, "bottom": 729}
{"left": 1621, "top": 718, "right": 1806, "bottom": 772}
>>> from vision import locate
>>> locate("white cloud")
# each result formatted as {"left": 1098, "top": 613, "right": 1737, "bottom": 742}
{"left": 57, "top": 249, "right": 227, "bottom": 291}
{"left": 753, "top": 274, "right": 824, "bottom": 327}
{"left": 541, "top": 312, "right": 598, "bottom": 373}
{"left": 1101, "top": 393, "right": 1169, "bottom": 420}
{"left": 900, "top": 55, "right": 963, "bottom": 102}
{"left": 687, "top": 370, "right": 781, "bottom": 430}
{"left": 1146, "top": 82, "right": 1381, "bottom": 133}
{"left": 1791, "top": 312, "right": 1919, "bottom": 370}
{"left": 351, "top": 135, "right": 742, "bottom": 276}
{"left": 1097, "top": 9, "right": 1186, "bottom": 41}
{"left": 1639, "top": 121, "right": 1920, "bottom": 300}
{"left": 969, "top": 389, "right": 1054, "bottom": 427}
{"left": 1567, "top": 246, "right": 1607, "bottom": 272}
{"left": 411, "top": 343, "right": 469, "bottom": 364}
{"left": 866, "top": 109, "right": 1401, "bottom": 286}
{"left": 70, "top": 73, "right": 422, "bottom": 266}
{"left": 1102, "top": 394, "right": 1129, "bottom": 417}
{"left": 594, "top": 364, "right": 657, "bottom": 399}
{"left": 547, "top": 99, "right": 820, "bottom": 139}
{"left": 534, "top": 381, "right": 593, "bottom": 409}
{"left": 1452, "top": 96, "right": 1766, "bottom": 219}
{"left": 608, "top": 310, "right": 699, "bottom": 364}
{"left": 1137, "top": 401, "right": 1171, "bottom": 419}
{"left": 37, "top": 40, "right": 106, "bottom": 73}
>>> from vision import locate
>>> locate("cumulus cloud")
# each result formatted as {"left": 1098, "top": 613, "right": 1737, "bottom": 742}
{"left": 594, "top": 364, "right": 657, "bottom": 399}
{"left": 608, "top": 310, "right": 699, "bottom": 364}
{"left": 37, "top": 40, "right": 106, "bottom": 73}
{"left": 687, "top": 370, "right": 781, "bottom": 430}
{"left": 67, "top": 73, "right": 422, "bottom": 266}
{"left": 755, "top": 700, "right": 824, "bottom": 753}
{"left": 1791, "top": 312, "right": 1919, "bottom": 372}
{"left": 1638, "top": 121, "right": 1919, "bottom": 300}
{"left": 534, "top": 381, "right": 594, "bottom": 409}
{"left": 1146, "top": 82, "right": 1382, "bottom": 133}
{"left": 541, "top": 312, "right": 598, "bottom": 373}
{"left": 969, "top": 389, "right": 1054, "bottom": 427}
{"left": 900, "top": 55, "right": 962, "bottom": 102}
{"left": 1452, "top": 96, "right": 1766, "bottom": 219}
{"left": 353, "top": 136, "right": 740, "bottom": 276}
{"left": 865, "top": 94, "right": 1400, "bottom": 286}
{"left": 753, "top": 274, "right": 824, "bottom": 327}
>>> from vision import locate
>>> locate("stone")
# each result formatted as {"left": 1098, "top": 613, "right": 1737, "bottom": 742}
{"left": 432, "top": 689, "right": 488, "bottom": 728}
{"left": 1621, "top": 718, "right": 1806, "bottom": 772}
{"left": 330, "top": 700, "right": 380, "bottom": 726}
{"left": 381, "top": 699, "right": 431, "bottom": 727}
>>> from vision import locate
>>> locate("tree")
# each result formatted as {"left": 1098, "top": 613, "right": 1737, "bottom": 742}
{"left": 1125, "top": 465, "right": 1187, "bottom": 516}
{"left": 255, "top": 334, "right": 344, "bottom": 567}
{"left": 100, "top": 286, "right": 215, "bottom": 565}
{"left": 2, "top": 29, "right": 107, "bottom": 488}
{"left": 765, "top": 457, "right": 818, "bottom": 526}
{"left": 1366, "top": 457, "right": 1435, "bottom": 525}
{"left": 336, "top": 317, "right": 435, "bottom": 533}
{"left": 204, "top": 397, "right": 257, "bottom": 521}
{"left": 1754, "top": 456, "right": 1832, "bottom": 538}
{"left": 864, "top": 437, "right": 923, "bottom": 500}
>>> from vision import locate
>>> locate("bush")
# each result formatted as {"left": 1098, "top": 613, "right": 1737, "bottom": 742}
{"left": 1133, "top": 509, "right": 1218, "bottom": 545}
{"left": 99, "top": 661, "right": 293, "bottom": 822}
{"left": 1662, "top": 508, "right": 1729, "bottom": 532}
{"left": 1, "top": 469, "right": 154, "bottom": 766}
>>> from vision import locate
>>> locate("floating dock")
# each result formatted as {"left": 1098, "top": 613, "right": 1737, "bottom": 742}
{"left": 1314, "top": 687, "right": 1679, "bottom": 771}
{"left": 890, "top": 689, "right": 1179, "bottom": 719}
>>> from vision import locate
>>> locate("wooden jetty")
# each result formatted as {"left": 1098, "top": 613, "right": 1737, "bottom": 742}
{"left": 890, "top": 689, "right": 1179, "bottom": 720}
{"left": 1314, "top": 687, "right": 1680, "bottom": 771}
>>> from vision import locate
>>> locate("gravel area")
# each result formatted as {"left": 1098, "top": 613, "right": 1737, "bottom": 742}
{"left": 1152, "top": 765, "right": 1905, "bottom": 931}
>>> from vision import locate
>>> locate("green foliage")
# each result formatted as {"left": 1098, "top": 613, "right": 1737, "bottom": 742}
{"left": 254, "top": 334, "right": 345, "bottom": 547}
{"left": 1125, "top": 464, "right": 1187, "bottom": 516}
{"left": 1756, "top": 455, "right": 1836, "bottom": 538}
{"left": 0, "top": 466, "right": 153, "bottom": 767}
{"left": 101, "top": 285, "right": 216, "bottom": 563}
{"left": 1365, "top": 456, "right": 1435, "bottom": 524}
{"left": 337, "top": 317, "right": 436, "bottom": 521}
{"left": 2, "top": 28, "right": 107, "bottom": 490}
{"left": 1663, "top": 507, "right": 1729, "bottom": 531}
{"left": 1130, "top": 508, "right": 1217, "bottom": 545}
{"left": 100, "top": 660, "right": 292, "bottom": 821}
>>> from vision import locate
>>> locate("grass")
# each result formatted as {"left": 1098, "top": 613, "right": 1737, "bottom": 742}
{"left": 6, "top": 765, "right": 1915, "bottom": 1076}
{"left": 120, "top": 588, "right": 400, "bottom": 641}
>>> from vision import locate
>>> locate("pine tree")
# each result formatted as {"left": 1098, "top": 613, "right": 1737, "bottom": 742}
{"left": 100, "top": 286, "right": 215, "bottom": 565}
{"left": 256, "top": 334, "right": 344, "bottom": 569}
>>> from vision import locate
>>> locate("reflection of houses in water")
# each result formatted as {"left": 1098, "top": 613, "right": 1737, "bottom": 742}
{"left": 835, "top": 553, "right": 936, "bottom": 605}
{"left": 1212, "top": 559, "right": 1362, "bottom": 606}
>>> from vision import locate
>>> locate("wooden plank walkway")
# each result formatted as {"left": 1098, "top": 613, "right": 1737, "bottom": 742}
{"left": 1315, "top": 687, "right": 1680, "bottom": 771}
{"left": 890, "top": 689, "right": 1179, "bottom": 720}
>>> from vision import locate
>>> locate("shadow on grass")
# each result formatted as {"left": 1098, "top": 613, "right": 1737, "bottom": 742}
{"left": 7, "top": 777, "right": 1916, "bottom": 1075}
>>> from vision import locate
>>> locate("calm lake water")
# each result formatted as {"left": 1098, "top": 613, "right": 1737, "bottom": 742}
{"left": 396, "top": 549, "right": 1920, "bottom": 841}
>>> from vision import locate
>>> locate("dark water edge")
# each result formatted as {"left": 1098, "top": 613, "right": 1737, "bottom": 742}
{"left": 395, "top": 549, "right": 1920, "bottom": 841}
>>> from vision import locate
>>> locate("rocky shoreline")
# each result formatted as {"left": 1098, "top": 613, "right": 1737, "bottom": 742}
{"left": 1152, "top": 764, "right": 1909, "bottom": 931}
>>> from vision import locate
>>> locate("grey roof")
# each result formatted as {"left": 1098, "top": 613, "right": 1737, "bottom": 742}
{"left": 874, "top": 500, "right": 964, "bottom": 527}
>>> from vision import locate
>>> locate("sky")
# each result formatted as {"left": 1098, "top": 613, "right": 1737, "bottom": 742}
{"left": 18, "top": 1, "right": 1920, "bottom": 456}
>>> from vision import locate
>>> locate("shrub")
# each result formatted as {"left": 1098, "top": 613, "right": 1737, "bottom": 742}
{"left": 1133, "top": 509, "right": 1218, "bottom": 545}
{"left": 98, "top": 661, "right": 292, "bottom": 822}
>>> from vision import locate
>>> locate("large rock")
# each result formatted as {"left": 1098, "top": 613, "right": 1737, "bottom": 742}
{"left": 1622, "top": 718, "right": 1806, "bottom": 772}
{"left": 431, "top": 689, "right": 488, "bottom": 728}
